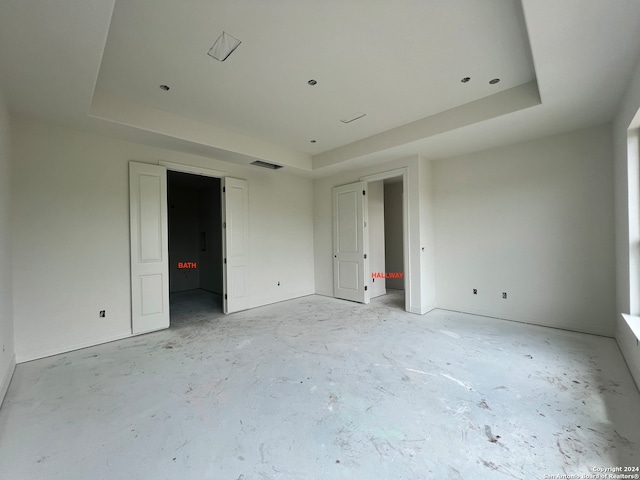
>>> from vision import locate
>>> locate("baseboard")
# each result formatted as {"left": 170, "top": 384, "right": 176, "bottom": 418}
{"left": 616, "top": 336, "right": 640, "bottom": 393}
{"left": 370, "top": 288, "right": 387, "bottom": 299}
{"left": 0, "top": 354, "right": 16, "bottom": 408}
{"left": 615, "top": 317, "right": 640, "bottom": 393}
{"left": 436, "top": 304, "right": 614, "bottom": 338}
{"left": 314, "top": 288, "right": 333, "bottom": 297}
{"left": 231, "top": 289, "right": 316, "bottom": 313}
{"left": 409, "top": 302, "right": 437, "bottom": 315}
{"left": 16, "top": 331, "right": 133, "bottom": 364}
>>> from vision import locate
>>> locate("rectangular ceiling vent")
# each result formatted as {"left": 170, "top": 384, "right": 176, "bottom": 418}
{"left": 208, "top": 31, "right": 242, "bottom": 62}
{"left": 340, "top": 112, "right": 366, "bottom": 124}
{"left": 251, "top": 160, "right": 283, "bottom": 170}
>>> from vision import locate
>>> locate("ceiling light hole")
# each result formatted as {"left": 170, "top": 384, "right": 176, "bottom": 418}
{"left": 310, "top": 140, "right": 317, "bottom": 143}
{"left": 159, "top": 85, "right": 170, "bottom": 91}
{"left": 489, "top": 78, "right": 501, "bottom": 85}
{"left": 308, "top": 79, "right": 317, "bottom": 86}
{"left": 461, "top": 77, "right": 471, "bottom": 83}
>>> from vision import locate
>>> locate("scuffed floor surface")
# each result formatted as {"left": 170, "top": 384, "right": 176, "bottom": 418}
{"left": 1, "top": 290, "right": 639, "bottom": 479}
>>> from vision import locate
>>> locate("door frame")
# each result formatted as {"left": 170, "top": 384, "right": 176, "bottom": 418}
{"left": 160, "top": 160, "right": 228, "bottom": 313}
{"left": 360, "top": 168, "right": 410, "bottom": 312}
{"left": 159, "top": 161, "right": 227, "bottom": 179}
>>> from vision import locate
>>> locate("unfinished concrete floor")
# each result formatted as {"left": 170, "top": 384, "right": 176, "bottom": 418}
{"left": 1, "top": 290, "right": 639, "bottom": 479}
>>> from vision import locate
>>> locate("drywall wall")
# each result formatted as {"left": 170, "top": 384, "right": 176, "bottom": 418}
{"left": 167, "top": 175, "right": 222, "bottom": 294}
{"left": 613, "top": 51, "right": 640, "bottom": 388}
{"left": 384, "top": 181, "right": 404, "bottom": 290}
{"left": 420, "top": 157, "right": 437, "bottom": 310}
{"left": 313, "top": 155, "right": 435, "bottom": 314}
{"left": 10, "top": 116, "right": 314, "bottom": 362}
{"left": 197, "top": 181, "right": 222, "bottom": 294}
{"left": 434, "top": 124, "right": 615, "bottom": 336}
{"left": 166, "top": 172, "right": 222, "bottom": 294}
{"left": 0, "top": 90, "right": 15, "bottom": 405}
{"left": 368, "top": 181, "right": 386, "bottom": 298}
{"left": 168, "top": 185, "right": 201, "bottom": 292}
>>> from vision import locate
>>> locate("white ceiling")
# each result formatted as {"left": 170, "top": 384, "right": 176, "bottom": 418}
{"left": 1, "top": 0, "right": 640, "bottom": 178}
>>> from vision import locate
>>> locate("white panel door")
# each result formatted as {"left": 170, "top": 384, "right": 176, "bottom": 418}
{"left": 129, "top": 162, "right": 170, "bottom": 334}
{"left": 222, "top": 177, "right": 249, "bottom": 313}
{"left": 333, "top": 182, "right": 369, "bottom": 304}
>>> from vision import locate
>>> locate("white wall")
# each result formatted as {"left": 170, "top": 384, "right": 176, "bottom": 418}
{"left": 419, "top": 157, "right": 437, "bottom": 309}
{"left": 313, "top": 155, "right": 435, "bottom": 314}
{"left": 434, "top": 124, "right": 616, "bottom": 336}
{"left": 614, "top": 51, "right": 640, "bottom": 387}
{"left": 384, "top": 181, "right": 404, "bottom": 290}
{"left": 368, "top": 181, "right": 386, "bottom": 298}
{"left": 11, "top": 116, "right": 315, "bottom": 362}
{"left": 0, "top": 90, "right": 15, "bottom": 405}
{"left": 168, "top": 186, "right": 201, "bottom": 292}
{"left": 197, "top": 182, "right": 223, "bottom": 294}
{"left": 167, "top": 178, "right": 222, "bottom": 294}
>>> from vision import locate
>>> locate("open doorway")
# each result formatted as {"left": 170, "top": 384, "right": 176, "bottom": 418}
{"left": 368, "top": 176, "right": 405, "bottom": 310}
{"left": 332, "top": 168, "right": 410, "bottom": 311}
{"left": 167, "top": 171, "right": 223, "bottom": 326}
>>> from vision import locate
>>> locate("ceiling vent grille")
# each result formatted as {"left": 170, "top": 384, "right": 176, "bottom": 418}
{"left": 340, "top": 112, "right": 366, "bottom": 124}
{"left": 208, "top": 31, "right": 242, "bottom": 62}
{"left": 251, "top": 160, "right": 283, "bottom": 170}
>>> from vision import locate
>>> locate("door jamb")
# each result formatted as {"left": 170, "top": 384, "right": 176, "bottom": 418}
{"left": 360, "top": 168, "right": 410, "bottom": 312}
{"left": 160, "top": 161, "right": 227, "bottom": 312}
{"left": 159, "top": 161, "right": 227, "bottom": 178}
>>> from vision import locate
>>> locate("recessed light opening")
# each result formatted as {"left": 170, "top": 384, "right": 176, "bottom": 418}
{"left": 461, "top": 77, "right": 471, "bottom": 83}
{"left": 310, "top": 140, "right": 317, "bottom": 143}
{"left": 489, "top": 78, "right": 501, "bottom": 85}
{"left": 159, "top": 85, "right": 170, "bottom": 91}
{"left": 308, "top": 79, "right": 317, "bottom": 86}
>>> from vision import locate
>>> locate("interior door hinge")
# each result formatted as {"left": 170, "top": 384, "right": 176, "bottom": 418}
{"left": 363, "top": 190, "right": 366, "bottom": 195}
{"left": 224, "top": 258, "right": 227, "bottom": 264}
{"left": 225, "top": 294, "right": 228, "bottom": 300}
{"left": 223, "top": 187, "right": 226, "bottom": 193}
{"left": 364, "top": 286, "right": 368, "bottom": 291}
{"left": 223, "top": 222, "right": 226, "bottom": 228}
{"left": 364, "top": 253, "right": 367, "bottom": 259}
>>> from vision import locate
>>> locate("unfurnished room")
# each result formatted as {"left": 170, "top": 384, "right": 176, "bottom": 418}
{"left": 1, "top": 1, "right": 640, "bottom": 479}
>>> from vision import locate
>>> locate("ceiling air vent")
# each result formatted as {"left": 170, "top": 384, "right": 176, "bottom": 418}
{"left": 208, "top": 31, "right": 242, "bottom": 62}
{"left": 251, "top": 160, "right": 283, "bottom": 170}
{"left": 340, "top": 112, "right": 366, "bottom": 124}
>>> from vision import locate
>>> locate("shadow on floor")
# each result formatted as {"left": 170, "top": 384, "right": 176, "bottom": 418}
{"left": 169, "top": 289, "right": 223, "bottom": 328}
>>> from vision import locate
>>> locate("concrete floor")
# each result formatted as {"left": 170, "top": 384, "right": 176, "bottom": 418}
{"left": 0, "top": 289, "right": 639, "bottom": 479}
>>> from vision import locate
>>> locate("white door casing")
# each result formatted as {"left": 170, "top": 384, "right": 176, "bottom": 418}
{"left": 222, "top": 177, "right": 250, "bottom": 313}
{"left": 333, "top": 181, "right": 370, "bottom": 304}
{"left": 129, "top": 162, "right": 170, "bottom": 334}
{"left": 360, "top": 168, "right": 410, "bottom": 312}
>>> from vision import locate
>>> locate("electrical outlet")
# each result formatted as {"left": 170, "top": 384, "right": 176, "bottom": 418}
{"left": 99, "top": 310, "right": 106, "bottom": 318}
{"left": 473, "top": 289, "right": 477, "bottom": 295}
{"left": 502, "top": 292, "right": 507, "bottom": 299}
